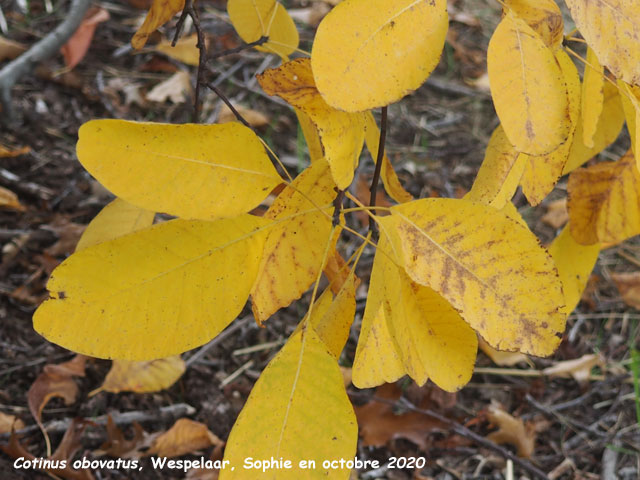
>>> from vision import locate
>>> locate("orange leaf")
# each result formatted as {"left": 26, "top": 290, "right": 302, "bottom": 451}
{"left": 60, "top": 7, "right": 110, "bottom": 69}
{"left": 147, "top": 418, "right": 223, "bottom": 458}
{"left": 131, "top": 0, "right": 185, "bottom": 49}
{"left": 0, "top": 186, "right": 26, "bottom": 211}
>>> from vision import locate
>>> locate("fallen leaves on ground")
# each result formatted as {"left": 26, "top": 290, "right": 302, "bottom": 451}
{"left": 97, "top": 416, "right": 153, "bottom": 458}
{"left": 542, "top": 353, "right": 604, "bottom": 384}
{"left": 146, "top": 70, "right": 192, "bottom": 103}
{"left": 486, "top": 401, "right": 536, "bottom": 458}
{"left": 154, "top": 33, "right": 200, "bottom": 66}
{"left": 41, "top": 215, "right": 86, "bottom": 257}
{"left": 611, "top": 271, "right": 640, "bottom": 310}
{"left": 0, "top": 36, "right": 26, "bottom": 61}
{"left": 478, "top": 337, "right": 530, "bottom": 367}
{"left": 27, "top": 355, "right": 87, "bottom": 427}
{"left": 90, "top": 356, "right": 186, "bottom": 396}
{"left": 0, "top": 186, "right": 25, "bottom": 211}
{"left": 148, "top": 418, "right": 223, "bottom": 458}
{"left": 218, "top": 104, "right": 270, "bottom": 128}
{"left": 60, "top": 6, "right": 110, "bottom": 69}
{"left": 0, "top": 144, "right": 30, "bottom": 157}
{"left": 541, "top": 198, "right": 568, "bottom": 229}
{"left": 0, "top": 412, "right": 24, "bottom": 434}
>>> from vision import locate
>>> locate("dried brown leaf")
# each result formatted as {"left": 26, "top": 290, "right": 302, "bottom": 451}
{"left": 541, "top": 198, "right": 568, "bottom": 229}
{"left": 611, "top": 271, "right": 640, "bottom": 310}
{"left": 486, "top": 401, "right": 536, "bottom": 458}
{"left": 147, "top": 418, "right": 223, "bottom": 458}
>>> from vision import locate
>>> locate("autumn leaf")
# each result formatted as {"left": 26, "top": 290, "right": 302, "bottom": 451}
{"left": 565, "top": 0, "right": 640, "bottom": 86}
{"left": 251, "top": 159, "right": 336, "bottom": 323}
{"left": 311, "top": 0, "right": 448, "bottom": 112}
{"left": 0, "top": 36, "right": 26, "bottom": 61}
{"left": 548, "top": 225, "right": 600, "bottom": 315}
{"left": 581, "top": 47, "right": 605, "bottom": 149}
{"left": 542, "top": 354, "right": 604, "bottom": 384}
{"left": 568, "top": 149, "right": 640, "bottom": 245}
{"left": 257, "top": 58, "right": 366, "bottom": 189}
{"left": 478, "top": 338, "right": 529, "bottom": 367}
{"left": 519, "top": 49, "right": 581, "bottom": 206}
{"left": 131, "top": 0, "right": 184, "bottom": 49}
{"left": 154, "top": 33, "right": 200, "bottom": 66}
{"left": 611, "top": 272, "right": 640, "bottom": 310}
{"left": 488, "top": 10, "right": 571, "bottom": 155}
{"left": 227, "top": 0, "right": 299, "bottom": 59}
{"left": 60, "top": 6, "right": 110, "bottom": 69}
{"left": 75, "top": 198, "right": 155, "bottom": 251}
{"left": 619, "top": 81, "right": 640, "bottom": 163}
{"left": 28, "top": 356, "right": 86, "bottom": 427}
{"left": 34, "top": 215, "right": 270, "bottom": 360}
{"left": 0, "top": 186, "right": 26, "bottom": 211}
{"left": 148, "top": 418, "right": 223, "bottom": 457}
{"left": 466, "top": 124, "right": 525, "bottom": 208}
{"left": 146, "top": 70, "right": 192, "bottom": 103}
{"left": 380, "top": 198, "right": 566, "bottom": 356}
{"left": 76, "top": 120, "right": 281, "bottom": 220}
{"left": 0, "top": 143, "right": 30, "bottom": 157}
{"left": 0, "top": 412, "right": 25, "bottom": 434}
{"left": 563, "top": 81, "right": 625, "bottom": 174}
{"left": 486, "top": 401, "right": 536, "bottom": 458}
{"left": 90, "top": 356, "right": 185, "bottom": 395}
{"left": 221, "top": 328, "right": 357, "bottom": 479}
{"left": 504, "top": 0, "right": 563, "bottom": 49}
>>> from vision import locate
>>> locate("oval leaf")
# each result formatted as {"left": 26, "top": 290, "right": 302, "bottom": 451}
{"left": 488, "top": 11, "right": 571, "bottom": 155}
{"left": 311, "top": 0, "right": 448, "bottom": 112}
{"left": 504, "top": 0, "right": 563, "bottom": 48}
{"left": 34, "top": 215, "right": 269, "bottom": 360}
{"left": 221, "top": 328, "right": 357, "bottom": 479}
{"left": 77, "top": 120, "right": 281, "bottom": 220}
{"left": 382, "top": 198, "right": 566, "bottom": 356}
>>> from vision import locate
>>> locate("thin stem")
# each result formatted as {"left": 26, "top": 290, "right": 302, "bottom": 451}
{"left": 206, "top": 81, "right": 252, "bottom": 128}
{"left": 333, "top": 189, "right": 345, "bottom": 226}
{"left": 208, "top": 36, "right": 269, "bottom": 60}
{"left": 369, "top": 106, "right": 387, "bottom": 241}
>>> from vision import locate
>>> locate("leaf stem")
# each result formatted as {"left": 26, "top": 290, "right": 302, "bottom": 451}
{"left": 369, "top": 106, "right": 387, "bottom": 241}
{"left": 332, "top": 189, "right": 345, "bottom": 226}
{"left": 208, "top": 36, "right": 269, "bottom": 60}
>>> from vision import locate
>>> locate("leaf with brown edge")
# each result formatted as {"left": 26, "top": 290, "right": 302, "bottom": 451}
{"left": 257, "top": 58, "right": 366, "bottom": 189}
{"left": 466, "top": 124, "right": 526, "bottom": 209}
{"left": 520, "top": 49, "right": 580, "bottom": 206}
{"left": 563, "top": 81, "right": 625, "bottom": 175}
{"left": 148, "top": 418, "right": 223, "bottom": 458}
{"left": 251, "top": 159, "right": 336, "bottom": 323}
{"left": 131, "top": 0, "right": 184, "bottom": 49}
{"left": 488, "top": 11, "right": 571, "bottom": 155}
{"left": 28, "top": 355, "right": 86, "bottom": 427}
{"left": 568, "top": 149, "right": 640, "bottom": 245}
{"left": 382, "top": 198, "right": 566, "bottom": 356}
{"left": 581, "top": 47, "right": 605, "bottom": 149}
{"left": 504, "top": 0, "right": 563, "bottom": 49}
{"left": 89, "top": 356, "right": 185, "bottom": 396}
{"left": 565, "top": 0, "right": 640, "bottom": 86}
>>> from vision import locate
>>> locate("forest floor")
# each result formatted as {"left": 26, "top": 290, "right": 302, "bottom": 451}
{"left": 0, "top": 0, "right": 639, "bottom": 478}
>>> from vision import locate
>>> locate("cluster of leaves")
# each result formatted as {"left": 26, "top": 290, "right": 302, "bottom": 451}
{"left": 31, "top": 0, "right": 640, "bottom": 475}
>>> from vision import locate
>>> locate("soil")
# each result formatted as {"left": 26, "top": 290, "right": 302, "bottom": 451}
{"left": 0, "top": 0, "right": 639, "bottom": 479}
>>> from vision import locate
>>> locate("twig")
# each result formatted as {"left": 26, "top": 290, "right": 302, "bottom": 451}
{"left": 205, "top": 81, "right": 251, "bottom": 128}
{"left": 185, "top": 317, "right": 251, "bottom": 367}
{"left": 208, "top": 36, "right": 269, "bottom": 60}
{"left": 353, "top": 393, "right": 550, "bottom": 480}
{"left": 333, "top": 189, "right": 345, "bottom": 227}
{"left": 0, "top": 0, "right": 92, "bottom": 123}
{"left": 0, "top": 403, "right": 195, "bottom": 440}
{"left": 219, "top": 360, "right": 254, "bottom": 388}
{"left": 369, "top": 106, "right": 387, "bottom": 241}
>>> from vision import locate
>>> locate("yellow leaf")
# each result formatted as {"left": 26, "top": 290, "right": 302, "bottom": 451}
{"left": 581, "top": 47, "right": 605, "bottom": 149}
{"left": 364, "top": 112, "right": 413, "bottom": 204}
{"left": 466, "top": 124, "right": 526, "bottom": 209}
{"left": 75, "top": 198, "right": 155, "bottom": 251}
{"left": 568, "top": 149, "right": 640, "bottom": 245}
{"left": 548, "top": 224, "right": 600, "bottom": 314}
{"left": 258, "top": 58, "right": 365, "bottom": 189}
{"left": 352, "top": 236, "right": 405, "bottom": 388}
{"left": 520, "top": 49, "right": 581, "bottom": 205}
{"left": 89, "top": 356, "right": 185, "bottom": 395}
{"left": 565, "top": 0, "right": 640, "bottom": 86}
{"left": 34, "top": 215, "right": 270, "bottom": 360}
{"left": 563, "top": 81, "right": 625, "bottom": 174}
{"left": 308, "top": 275, "right": 356, "bottom": 358}
{"left": 295, "top": 108, "right": 324, "bottom": 163}
{"left": 500, "top": 201, "right": 528, "bottom": 228}
{"left": 382, "top": 198, "right": 566, "bottom": 356}
{"left": 618, "top": 80, "right": 640, "bottom": 163}
{"left": 479, "top": 337, "right": 530, "bottom": 367}
{"left": 488, "top": 11, "right": 571, "bottom": 155}
{"left": 221, "top": 328, "right": 357, "bottom": 479}
{"left": 154, "top": 33, "right": 200, "bottom": 66}
{"left": 149, "top": 418, "right": 223, "bottom": 458}
{"left": 131, "top": 0, "right": 184, "bottom": 49}
{"left": 227, "top": 0, "right": 299, "bottom": 59}
{"left": 311, "top": 0, "right": 448, "bottom": 112}
{"left": 504, "top": 0, "right": 563, "bottom": 49}
{"left": 376, "top": 230, "right": 477, "bottom": 391}
{"left": 76, "top": 120, "right": 281, "bottom": 220}
{"left": 251, "top": 159, "right": 336, "bottom": 323}
{"left": 0, "top": 186, "right": 25, "bottom": 211}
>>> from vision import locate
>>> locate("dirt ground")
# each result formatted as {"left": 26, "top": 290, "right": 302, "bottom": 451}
{"left": 1, "top": 0, "right": 639, "bottom": 478}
